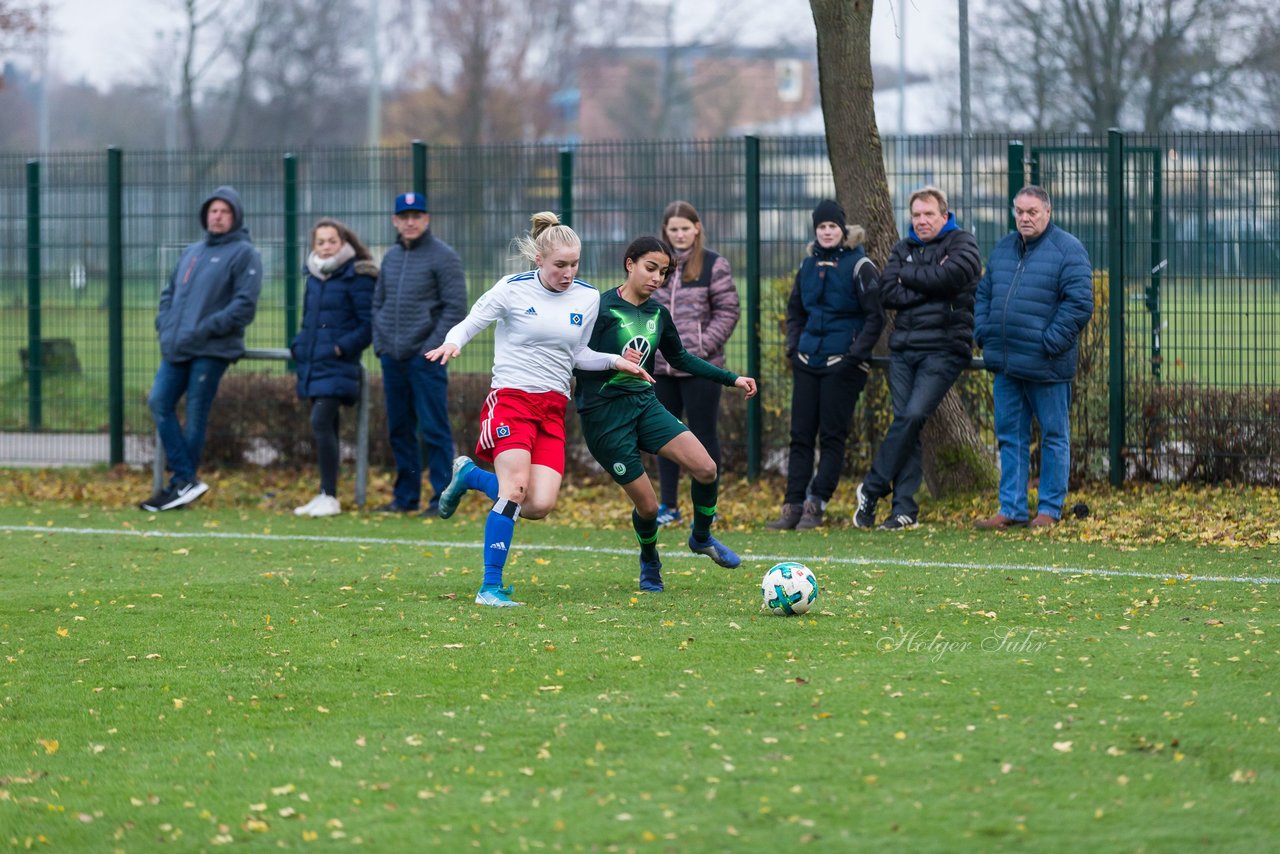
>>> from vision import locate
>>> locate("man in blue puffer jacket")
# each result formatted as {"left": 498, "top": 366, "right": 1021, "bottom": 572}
{"left": 974, "top": 185, "right": 1093, "bottom": 528}
{"left": 140, "top": 186, "right": 262, "bottom": 512}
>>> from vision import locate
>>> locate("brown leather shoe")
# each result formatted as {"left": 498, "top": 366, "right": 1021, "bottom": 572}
{"left": 1028, "top": 513, "right": 1058, "bottom": 528}
{"left": 974, "top": 513, "right": 1027, "bottom": 530}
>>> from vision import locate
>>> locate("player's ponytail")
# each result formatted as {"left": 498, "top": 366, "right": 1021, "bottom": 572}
{"left": 513, "top": 211, "right": 580, "bottom": 265}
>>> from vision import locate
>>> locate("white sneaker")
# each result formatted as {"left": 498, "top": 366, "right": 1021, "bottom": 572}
{"left": 306, "top": 494, "right": 342, "bottom": 517}
{"left": 294, "top": 494, "right": 325, "bottom": 516}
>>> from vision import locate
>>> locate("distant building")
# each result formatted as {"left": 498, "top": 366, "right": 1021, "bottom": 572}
{"left": 563, "top": 44, "right": 820, "bottom": 142}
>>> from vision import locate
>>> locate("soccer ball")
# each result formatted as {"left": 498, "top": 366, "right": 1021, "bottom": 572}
{"left": 761, "top": 562, "right": 819, "bottom": 616}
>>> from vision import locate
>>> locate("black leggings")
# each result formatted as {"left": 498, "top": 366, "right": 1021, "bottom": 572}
{"left": 654, "top": 375, "right": 723, "bottom": 507}
{"left": 310, "top": 397, "right": 344, "bottom": 496}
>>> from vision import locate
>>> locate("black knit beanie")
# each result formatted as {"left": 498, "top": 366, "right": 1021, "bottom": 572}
{"left": 811, "top": 199, "right": 846, "bottom": 234}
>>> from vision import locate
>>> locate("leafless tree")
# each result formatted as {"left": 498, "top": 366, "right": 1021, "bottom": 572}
{"left": 810, "top": 0, "right": 996, "bottom": 497}
{"left": 972, "top": 0, "right": 1264, "bottom": 131}
{"left": 169, "top": 0, "right": 270, "bottom": 151}
{"left": 244, "top": 0, "right": 368, "bottom": 146}
{"left": 0, "top": 0, "right": 39, "bottom": 46}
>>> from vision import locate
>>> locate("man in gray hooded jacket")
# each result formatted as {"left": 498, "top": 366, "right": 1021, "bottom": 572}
{"left": 140, "top": 186, "right": 262, "bottom": 512}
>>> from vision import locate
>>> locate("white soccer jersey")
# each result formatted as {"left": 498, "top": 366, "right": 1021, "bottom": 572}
{"left": 444, "top": 270, "right": 617, "bottom": 396}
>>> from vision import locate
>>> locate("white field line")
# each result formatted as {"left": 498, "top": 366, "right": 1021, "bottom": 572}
{"left": 2, "top": 524, "right": 1278, "bottom": 586}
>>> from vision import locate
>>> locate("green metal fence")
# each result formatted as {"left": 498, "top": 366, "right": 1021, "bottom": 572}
{"left": 1, "top": 133, "right": 1276, "bottom": 484}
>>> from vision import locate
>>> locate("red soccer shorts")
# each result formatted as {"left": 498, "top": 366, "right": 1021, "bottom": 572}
{"left": 475, "top": 388, "right": 568, "bottom": 474}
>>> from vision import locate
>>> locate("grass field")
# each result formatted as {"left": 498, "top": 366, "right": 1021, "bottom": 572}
{"left": 2, "top": 472, "right": 1277, "bottom": 851}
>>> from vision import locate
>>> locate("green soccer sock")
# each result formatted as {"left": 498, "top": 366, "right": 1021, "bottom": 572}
{"left": 690, "top": 478, "right": 719, "bottom": 539}
{"left": 633, "top": 509, "right": 659, "bottom": 561}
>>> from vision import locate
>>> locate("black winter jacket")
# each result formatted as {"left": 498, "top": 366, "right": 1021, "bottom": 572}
{"left": 880, "top": 213, "right": 981, "bottom": 357}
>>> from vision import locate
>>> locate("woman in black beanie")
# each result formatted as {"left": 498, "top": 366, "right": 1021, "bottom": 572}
{"left": 766, "top": 199, "right": 885, "bottom": 530}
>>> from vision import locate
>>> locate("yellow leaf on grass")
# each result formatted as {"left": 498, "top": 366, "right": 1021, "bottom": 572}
{"left": 1053, "top": 741, "right": 1073, "bottom": 752}
{"left": 56, "top": 627, "right": 69, "bottom": 638}
{"left": 37, "top": 738, "right": 59, "bottom": 754}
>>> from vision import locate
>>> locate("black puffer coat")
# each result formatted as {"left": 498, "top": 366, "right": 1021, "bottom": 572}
{"left": 880, "top": 213, "right": 981, "bottom": 357}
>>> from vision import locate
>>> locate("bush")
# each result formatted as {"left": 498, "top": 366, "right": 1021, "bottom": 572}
{"left": 1134, "top": 383, "right": 1280, "bottom": 485}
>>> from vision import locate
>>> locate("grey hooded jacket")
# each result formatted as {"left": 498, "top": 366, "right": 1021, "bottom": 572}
{"left": 155, "top": 186, "right": 263, "bottom": 363}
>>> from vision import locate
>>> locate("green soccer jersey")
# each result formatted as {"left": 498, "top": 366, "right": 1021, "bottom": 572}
{"left": 574, "top": 287, "right": 738, "bottom": 412}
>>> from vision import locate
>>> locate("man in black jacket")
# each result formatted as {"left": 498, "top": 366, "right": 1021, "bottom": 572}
{"left": 854, "top": 186, "right": 981, "bottom": 530}
{"left": 372, "top": 192, "right": 467, "bottom": 515}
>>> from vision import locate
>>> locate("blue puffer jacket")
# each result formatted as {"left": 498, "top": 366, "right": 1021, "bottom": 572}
{"left": 156, "top": 186, "right": 263, "bottom": 363}
{"left": 975, "top": 223, "right": 1094, "bottom": 382}
{"left": 291, "top": 258, "right": 376, "bottom": 402}
{"left": 784, "top": 240, "right": 884, "bottom": 365}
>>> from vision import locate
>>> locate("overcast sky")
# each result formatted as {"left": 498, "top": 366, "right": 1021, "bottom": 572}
{"left": 45, "top": 0, "right": 957, "bottom": 91}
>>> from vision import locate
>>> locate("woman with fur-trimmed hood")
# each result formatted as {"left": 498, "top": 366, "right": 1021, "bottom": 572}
{"left": 766, "top": 199, "right": 885, "bottom": 531}
{"left": 290, "top": 218, "right": 378, "bottom": 517}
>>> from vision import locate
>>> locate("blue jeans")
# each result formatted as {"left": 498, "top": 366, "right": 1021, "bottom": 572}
{"left": 380, "top": 354, "right": 454, "bottom": 509}
{"left": 862, "top": 349, "right": 968, "bottom": 517}
{"left": 993, "top": 373, "right": 1071, "bottom": 521}
{"left": 148, "top": 357, "right": 230, "bottom": 485}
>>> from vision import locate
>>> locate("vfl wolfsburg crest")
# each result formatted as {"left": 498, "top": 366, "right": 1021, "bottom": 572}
{"left": 624, "top": 335, "right": 651, "bottom": 362}
{"left": 612, "top": 462, "right": 627, "bottom": 476}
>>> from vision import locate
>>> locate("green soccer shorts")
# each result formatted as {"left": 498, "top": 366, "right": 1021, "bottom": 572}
{"left": 579, "top": 394, "right": 689, "bottom": 485}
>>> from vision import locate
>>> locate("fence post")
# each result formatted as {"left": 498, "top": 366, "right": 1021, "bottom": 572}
{"left": 26, "top": 159, "right": 42, "bottom": 431}
{"left": 1107, "top": 129, "right": 1127, "bottom": 487}
{"left": 108, "top": 147, "right": 125, "bottom": 466}
{"left": 412, "top": 139, "right": 427, "bottom": 198}
{"left": 559, "top": 148, "right": 573, "bottom": 227}
{"left": 1006, "top": 140, "right": 1024, "bottom": 232}
{"left": 1148, "top": 150, "right": 1163, "bottom": 381}
{"left": 284, "top": 153, "right": 299, "bottom": 349}
{"left": 744, "top": 135, "right": 761, "bottom": 481}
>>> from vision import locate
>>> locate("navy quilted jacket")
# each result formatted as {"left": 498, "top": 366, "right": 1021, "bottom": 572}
{"left": 975, "top": 223, "right": 1094, "bottom": 382}
{"left": 292, "top": 258, "right": 376, "bottom": 401}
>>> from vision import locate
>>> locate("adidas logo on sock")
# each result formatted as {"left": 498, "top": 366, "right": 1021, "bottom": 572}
{"left": 489, "top": 542, "right": 508, "bottom": 550}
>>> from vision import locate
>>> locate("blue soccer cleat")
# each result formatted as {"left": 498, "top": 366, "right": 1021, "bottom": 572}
{"left": 475, "top": 585, "right": 522, "bottom": 607}
{"left": 438, "top": 455, "right": 476, "bottom": 520}
{"left": 655, "top": 504, "right": 682, "bottom": 527}
{"left": 687, "top": 533, "right": 741, "bottom": 568}
{"left": 639, "top": 556, "right": 664, "bottom": 592}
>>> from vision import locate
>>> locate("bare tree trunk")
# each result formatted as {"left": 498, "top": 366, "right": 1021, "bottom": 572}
{"left": 810, "top": 0, "right": 996, "bottom": 498}
{"left": 810, "top": 0, "right": 895, "bottom": 262}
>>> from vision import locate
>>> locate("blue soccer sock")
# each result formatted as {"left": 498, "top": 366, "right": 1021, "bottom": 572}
{"left": 482, "top": 498, "right": 520, "bottom": 587}
{"left": 690, "top": 478, "right": 718, "bottom": 540}
{"left": 633, "top": 509, "right": 660, "bottom": 562}
{"left": 466, "top": 466, "right": 499, "bottom": 501}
